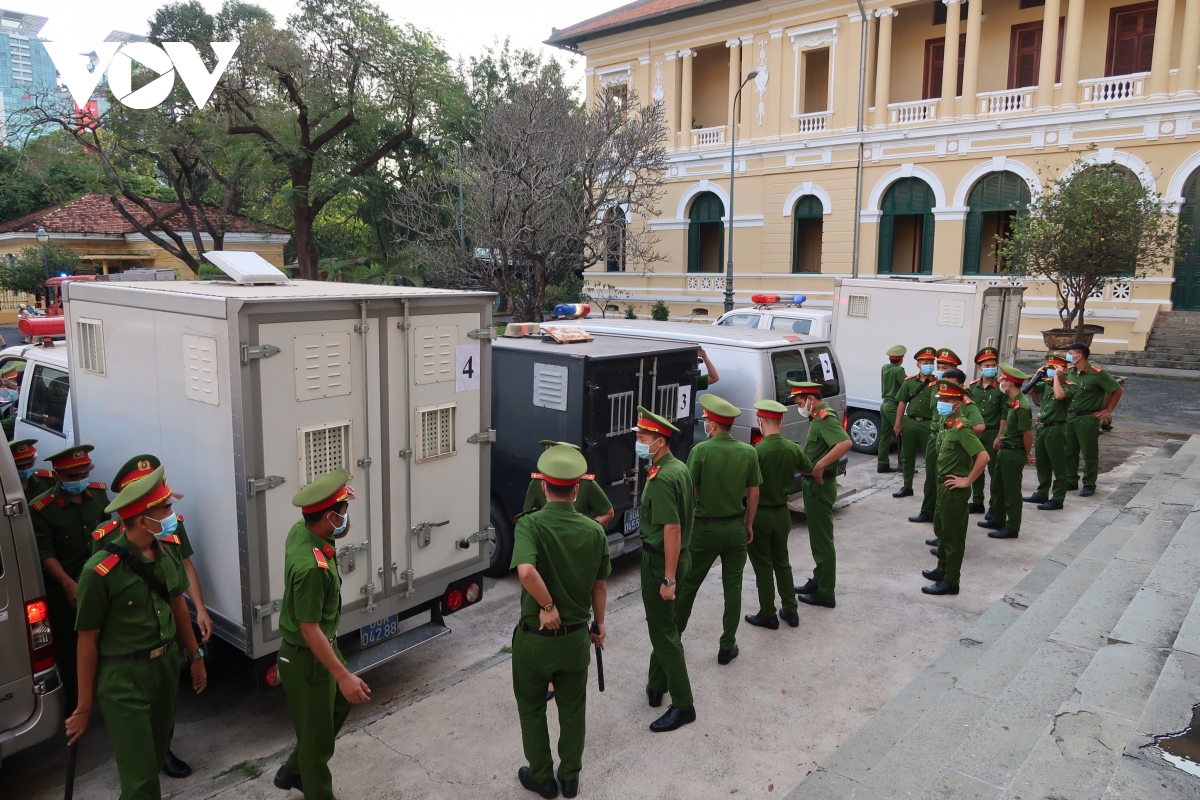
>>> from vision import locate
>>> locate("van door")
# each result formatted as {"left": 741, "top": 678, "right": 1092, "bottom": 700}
{"left": 9, "top": 358, "right": 71, "bottom": 454}
{"left": 0, "top": 492, "right": 36, "bottom": 732}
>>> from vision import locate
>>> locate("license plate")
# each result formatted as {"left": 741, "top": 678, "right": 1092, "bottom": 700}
{"left": 360, "top": 614, "right": 399, "bottom": 648}
{"left": 624, "top": 508, "right": 640, "bottom": 535}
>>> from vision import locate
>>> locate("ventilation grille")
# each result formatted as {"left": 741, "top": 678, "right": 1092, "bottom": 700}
{"left": 183, "top": 334, "right": 219, "bottom": 405}
{"left": 417, "top": 404, "right": 456, "bottom": 461}
{"left": 76, "top": 319, "right": 104, "bottom": 375}
{"left": 415, "top": 325, "right": 456, "bottom": 385}
{"left": 298, "top": 421, "right": 352, "bottom": 486}
{"left": 847, "top": 294, "right": 870, "bottom": 318}
{"left": 533, "top": 363, "right": 569, "bottom": 411}
{"left": 656, "top": 384, "right": 679, "bottom": 421}
{"left": 608, "top": 390, "right": 634, "bottom": 436}
{"left": 293, "top": 332, "right": 352, "bottom": 401}
{"left": 937, "top": 300, "right": 967, "bottom": 327}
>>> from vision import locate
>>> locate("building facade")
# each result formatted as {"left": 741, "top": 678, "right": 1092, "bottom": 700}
{"left": 549, "top": 0, "right": 1200, "bottom": 354}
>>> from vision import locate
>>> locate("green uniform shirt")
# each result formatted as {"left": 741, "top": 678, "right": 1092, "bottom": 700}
{"left": 697, "top": 373, "right": 711, "bottom": 390}
{"left": 32, "top": 485, "right": 112, "bottom": 578}
{"left": 91, "top": 518, "right": 193, "bottom": 566}
{"left": 935, "top": 412, "right": 986, "bottom": 477}
{"left": 278, "top": 520, "right": 342, "bottom": 647}
{"left": 1067, "top": 364, "right": 1121, "bottom": 413}
{"left": 880, "top": 362, "right": 906, "bottom": 402}
{"left": 959, "top": 399, "right": 985, "bottom": 429}
{"left": 74, "top": 533, "right": 189, "bottom": 657}
{"left": 510, "top": 501, "right": 611, "bottom": 628}
{"left": 687, "top": 432, "right": 762, "bottom": 518}
{"left": 23, "top": 471, "right": 56, "bottom": 502}
{"left": 523, "top": 477, "right": 613, "bottom": 519}
{"left": 637, "top": 452, "right": 694, "bottom": 552}
{"left": 804, "top": 404, "right": 851, "bottom": 474}
{"left": 967, "top": 379, "right": 1006, "bottom": 428}
{"left": 1000, "top": 393, "right": 1034, "bottom": 447}
{"left": 897, "top": 375, "right": 938, "bottom": 419}
{"left": 755, "top": 434, "right": 814, "bottom": 507}
{"left": 1037, "top": 375, "right": 1080, "bottom": 424}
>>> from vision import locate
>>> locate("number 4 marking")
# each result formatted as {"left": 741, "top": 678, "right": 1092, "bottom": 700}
{"left": 462, "top": 356, "right": 474, "bottom": 379}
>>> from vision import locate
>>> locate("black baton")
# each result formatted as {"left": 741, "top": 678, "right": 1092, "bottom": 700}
{"left": 590, "top": 620, "right": 604, "bottom": 692}
{"left": 64, "top": 741, "right": 77, "bottom": 800}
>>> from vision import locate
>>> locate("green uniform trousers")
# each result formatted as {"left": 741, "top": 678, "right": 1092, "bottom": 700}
{"left": 802, "top": 476, "right": 838, "bottom": 599}
{"left": 97, "top": 642, "right": 178, "bottom": 800}
{"left": 675, "top": 519, "right": 747, "bottom": 651}
{"left": 642, "top": 549, "right": 693, "bottom": 707}
{"left": 279, "top": 641, "right": 353, "bottom": 800}
{"left": 921, "top": 428, "right": 940, "bottom": 517}
{"left": 511, "top": 626, "right": 591, "bottom": 784}
{"left": 900, "top": 416, "right": 932, "bottom": 490}
{"left": 1035, "top": 424, "right": 1070, "bottom": 503}
{"left": 877, "top": 401, "right": 899, "bottom": 470}
{"left": 933, "top": 485, "right": 970, "bottom": 586}
{"left": 990, "top": 449, "right": 1027, "bottom": 534}
{"left": 47, "top": 582, "right": 78, "bottom": 707}
{"left": 747, "top": 506, "right": 797, "bottom": 618}
{"left": 972, "top": 428, "right": 999, "bottom": 508}
{"left": 1065, "top": 414, "right": 1101, "bottom": 488}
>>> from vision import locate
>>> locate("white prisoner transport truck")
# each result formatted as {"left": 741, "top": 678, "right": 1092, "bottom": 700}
{"left": 832, "top": 278, "right": 1025, "bottom": 454}
{"left": 60, "top": 255, "right": 495, "bottom": 682}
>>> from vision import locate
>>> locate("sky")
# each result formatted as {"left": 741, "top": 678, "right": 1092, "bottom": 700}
{"left": 24, "top": 0, "right": 622, "bottom": 89}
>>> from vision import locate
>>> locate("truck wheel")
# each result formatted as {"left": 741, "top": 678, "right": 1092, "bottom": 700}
{"left": 847, "top": 410, "right": 880, "bottom": 455}
{"left": 485, "top": 498, "right": 514, "bottom": 577}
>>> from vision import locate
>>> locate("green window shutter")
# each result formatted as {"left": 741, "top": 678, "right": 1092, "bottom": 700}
{"left": 921, "top": 211, "right": 936, "bottom": 274}
{"left": 877, "top": 214, "right": 895, "bottom": 274}
{"left": 688, "top": 221, "right": 700, "bottom": 273}
{"left": 963, "top": 208, "right": 982, "bottom": 274}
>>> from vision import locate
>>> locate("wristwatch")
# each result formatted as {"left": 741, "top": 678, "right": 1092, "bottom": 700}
{"left": 187, "top": 646, "right": 205, "bottom": 662}
{"left": 662, "top": 578, "right": 676, "bottom": 587}
{"left": 541, "top": 601, "right": 555, "bottom": 612}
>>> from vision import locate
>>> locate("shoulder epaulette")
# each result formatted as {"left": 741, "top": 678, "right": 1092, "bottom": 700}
{"left": 955, "top": 418, "right": 964, "bottom": 429}
{"left": 530, "top": 472, "right": 543, "bottom": 480}
{"left": 177, "top": 513, "right": 185, "bottom": 522}
{"left": 30, "top": 493, "right": 54, "bottom": 511}
{"left": 963, "top": 396, "right": 974, "bottom": 404}
{"left": 907, "top": 373, "right": 919, "bottom": 380}
{"left": 313, "top": 547, "right": 329, "bottom": 570}
{"left": 648, "top": 465, "right": 660, "bottom": 481}
{"left": 34, "top": 469, "right": 52, "bottom": 478}
{"left": 1010, "top": 399, "right": 1020, "bottom": 408}
{"left": 581, "top": 474, "right": 595, "bottom": 481}
{"left": 969, "top": 378, "right": 980, "bottom": 385}
{"left": 159, "top": 534, "right": 182, "bottom": 545}
{"left": 88, "top": 482, "right": 107, "bottom": 490}
{"left": 93, "top": 553, "right": 121, "bottom": 576}
{"left": 1091, "top": 365, "right": 1102, "bottom": 372}
{"left": 818, "top": 409, "right": 829, "bottom": 420}
{"left": 91, "top": 519, "right": 120, "bottom": 541}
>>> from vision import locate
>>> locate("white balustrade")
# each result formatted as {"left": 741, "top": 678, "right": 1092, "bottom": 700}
{"left": 888, "top": 99, "right": 938, "bottom": 125}
{"left": 795, "top": 111, "right": 830, "bottom": 135}
{"left": 691, "top": 126, "right": 726, "bottom": 147}
{"left": 978, "top": 87, "right": 1033, "bottom": 115}
{"left": 1079, "top": 73, "right": 1148, "bottom": 104}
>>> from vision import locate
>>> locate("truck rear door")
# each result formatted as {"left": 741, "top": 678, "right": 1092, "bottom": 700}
{"left": 0, "top": 488, "right": 36, "bottom": 733}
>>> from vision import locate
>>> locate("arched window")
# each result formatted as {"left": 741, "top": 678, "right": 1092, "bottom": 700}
{"left": 687, "top": 191, "right": 725, "bottom": 273}
{"left": 604, "top": 207, "right": 626, "bottom": 272}
{"left": 962, "top": 171, "right": 1031, "bottom": 274}
{"left": 877, "top": 178, "right": 935, "bottom": 274}
{"left": 1175, "top": 168, "right": 1200, "bottom": 311}
{"left": 791, "top": 195, "right": 824, "bottom": 273}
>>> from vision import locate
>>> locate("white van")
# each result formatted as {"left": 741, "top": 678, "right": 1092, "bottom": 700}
{"left": 713, "top": 294, "right": 833, "bottom": 339}
{"left": 0, "top": 342, "right": 72, "bottom": 458}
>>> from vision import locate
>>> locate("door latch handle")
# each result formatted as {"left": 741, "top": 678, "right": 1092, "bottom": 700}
{"left": 412, "top": 519, "right": 450, "bottom": 548}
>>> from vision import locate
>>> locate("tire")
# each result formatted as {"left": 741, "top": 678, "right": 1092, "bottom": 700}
{"left": 847, "top": 410, "right": 881, "bottom": 455}
{"left": 484, "top": 497, "right": 515, "bottom": 577}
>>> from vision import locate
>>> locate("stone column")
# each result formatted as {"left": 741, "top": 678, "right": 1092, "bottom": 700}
{"left": 1059, "top": 0, "right": 1086, "bottom": 107}
{"left": 1035, "top": 0, "right": 1062, "bottom": 110}
{"left": 873, "top": 8, "right": 897, "bottom": 128}
{"left": 940, "top": 0, "right": 964, "bottom": 119}
{"left": 681, "top": 49, "right": 694, "bottom": 148}
{"left": 1148, "top": 0, "right": 1179, "bottom": 99}
{"left": 960, "top": 0, "right": 983, "bottom": 119}
{"left": 1180, "top": 0, "right": 1200, "bottom": 96}
{"left": 727, "top": 39, "right": 742, "bottom": 135}
{"left": 584, "top": 68, "right": 596, "bottom": 110}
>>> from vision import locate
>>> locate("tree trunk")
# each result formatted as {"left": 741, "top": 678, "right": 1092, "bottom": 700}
{"left": 292, "top": 202, "right": 319, "bottom": 281}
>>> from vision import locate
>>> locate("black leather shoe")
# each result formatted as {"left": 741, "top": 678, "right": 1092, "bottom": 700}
{"left": 557, "top": 771, "right": 578, "bottom": 799}
{"left": 649, "top": 705, "right": 697, "bottom": 732}
{"left": 892, "top": 487, "right": 914, "bottom": 498}
{"left": 1023, "top": 493, "right": 1047, "bottom": 504}
{"left": 162, "top": 750, "right": 192, "bottom": 779}
{"left": 922, "top": 581, "right": 959, "bottom": 595}
{"left": 925, "top": 538, "right": 938, "bottom": 547}
{"left": 968, "top": 503, "right": 985, "bottom": 514}
{"left": 646, "top": 686, "right": 663, "bottom": 708}
{"left": 745, "top": 613, "right": 779, "bottom": 630}
{"left": 545, "top": 690, "right": 555, "bottom": 702}
{"left": 922, "top": 568, "right": 944, "bottom": 582}
{"left": 988, "top": 528, "right": 1019, "bottom": 539}
{"left": 877, "top": 465, "right": 895, "bottom": 473}
{"left": 984, "top": 508, "right": 995, "bottom": 521}
{"left": 908, "top": 512, "right": 933, "bottom": 523}
{"left": 977, "top": 519, "right": 1003, "bottom": 530}
{"left": 797, "top": 592, "right": 835, "bottom": 609}
{"left": 794, "top": 578, "right": 816, "bottom": 595}
{"left": 717, "top": 643, "right": 739, "bottom": 665}
{"left": 1080, "top": 485, "right": 1096, "bottom": 497}
{"left": 518, "top": 766, "right": 559, "bottom": 798}
{"left": 274, "top": 765, "right": 303, "bottom": 792}
{"left": 1037, "top": 500, "right": 1064, "bottom": 510}
{"left": 930, "top": 547, "right": 938, "bottom": 555}
{"left": 780, "top": 609, "right": 800, "bottom": 628}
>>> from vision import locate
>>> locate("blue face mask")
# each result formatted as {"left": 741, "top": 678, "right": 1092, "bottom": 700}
{"left": 152, "top": 513, "right": 179, "bottom": 538}
{"left": 920, "top": 364, "right": 935, "bottom": 376}
{"left": 0, "top": 388, "right": 16, "bottom": 403}
{"left": 331, "top": 511, "right": 348, "bottom": 539}
{"left": 1066, "top": 353, "right": 1075, "bottom": 364}
{"left": 982, "top": 367, "right": 998, "bottom": 378}
{"left": 17, "top": 467, "right": 33, "bottom": 480}
{"left": 934, "top": 370, "right": 945, "bottom": 380}
{"left": 936, "top": 401, "right": 954, "bottom": 417}
{"left": 60, "top": 478, "right": 90, "bottom": 495}
{"left": 1045, "top": 368, "right": 1057, "bottom": 378}
{"left": 635, "top": 441, "right": 652, "bottom": 460}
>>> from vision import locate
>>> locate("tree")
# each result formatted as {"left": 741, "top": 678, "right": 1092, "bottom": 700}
{"left": 0, "top": 244, "right": 80, "bottom": 295}
{"left": 651, "top": 300, "right": 670, "bottom": 321}
{"left": 1001, "top": 157, "right": 1180, "bottom": 334}
{"left": 394, "top": 76, "right": 668, "bottom": 322}
{"left": 582, "top": 281, "right": 630, "bottom": 318}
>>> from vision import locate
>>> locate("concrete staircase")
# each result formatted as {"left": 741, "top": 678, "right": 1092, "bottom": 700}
{"left": 786, "top": 436, "right": 1200, "bottom": 800}
{"left": 1107, "top": 311, "right": 1200, "bottom": 371}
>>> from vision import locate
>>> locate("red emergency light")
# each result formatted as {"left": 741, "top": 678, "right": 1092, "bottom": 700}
{"left": 18, "top": 316, "right": 66, "bottom": 340}
{"left": 751, "top": 294, "right": 781, "bottom": 305}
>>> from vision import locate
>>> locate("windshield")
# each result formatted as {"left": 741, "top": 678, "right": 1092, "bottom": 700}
{"left": 771, "top": 349, "right": 809, "bottom": 405}
{"left": 770, "top": 317, "right": 813, "bottom": 334}
{"left": 718, "top": 313, "right": 761, "bottom": 329}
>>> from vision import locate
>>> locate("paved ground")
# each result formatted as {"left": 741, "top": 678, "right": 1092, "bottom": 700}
{"left": 5, "top": 432, "right": 1167, "bottom": 800}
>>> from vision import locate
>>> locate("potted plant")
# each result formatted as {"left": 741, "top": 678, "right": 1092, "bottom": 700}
{"left": 1001, "top": 155, "right": 1179, "bottom": 349}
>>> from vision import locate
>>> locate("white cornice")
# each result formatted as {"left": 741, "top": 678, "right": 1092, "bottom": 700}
{"left": 788, "top": 20, "right": 839, "bottom": 49}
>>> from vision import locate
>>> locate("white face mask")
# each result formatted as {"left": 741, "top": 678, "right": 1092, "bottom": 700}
{"left": 797, "top": 403, "right": 811, "bottom": 419}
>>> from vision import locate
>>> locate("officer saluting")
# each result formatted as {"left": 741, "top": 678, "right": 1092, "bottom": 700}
{"left": 524, "top": 440, "right": 615, "bottom": 529}
{"left": 510, "top": 445, "right": 611, "bottom": 799}
{"left": 65, "top": 467, "right": 206, "bottom": 800}
{"left": 272, "top": 469, "right": 371, "bottom": 799}
{"left": 10, "top": 438, "right": 55, "bottom": 499}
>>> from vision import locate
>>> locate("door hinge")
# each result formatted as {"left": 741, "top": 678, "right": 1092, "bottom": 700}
{"left": 247, "top": 475, "right": 286, "bottom": 497}
{"left": 468, "top": 327, "right": 496, "bottom": 340}
{"left": 357, "top": 457, "right": 373, "bottom": 468}
{"left": 398, "top": 448, "right": 413, "bottom": 458}
{"left": 458, "top": 526, "right": 494, "bottom": 549}
{"left": 3, "top": 500, "right": 24, "bottom": 517}
{"left": 240, "top": 343, "right": 281, "bottom": 363}
{"left": 412, "top": 519, "right": 450, "bottom": 547}
{"left": 253, "top": 599, "right": 281, "bottom": 622}
{"left": 468, "top": 429, "right": 497, "bottom": 444}
{"left": 355, "top": 322, "right": 370, "bottom": 333}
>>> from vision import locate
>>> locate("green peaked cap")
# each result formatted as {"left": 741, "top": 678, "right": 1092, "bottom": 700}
{"left": 113, "top": 453, "right": 162, "bottom": 492}
{"left": 699, "top": 393, "right": 741, "bottom": 419}
{"left": 999, "top": 363, "right": 1030, "bottom": 382}
{"left": 754, "top": 399, "right": 788, "bottom": 415}
{"left": 635, "top": 405, "right": 679, "bottom": 436}
{"left": 291, "top": 468, "right": 350, "bottom": 509}
{"left": 539, "top": 439, "right": 581, "bottom": 450}
{"left": 105, "top": 466, "right": 166, "bottom": 516}
{"left": 537, "top": 444, "right": 588, "bottom": 484}
{"left": 886, "top": 345, "right": 907, "bottom": 357}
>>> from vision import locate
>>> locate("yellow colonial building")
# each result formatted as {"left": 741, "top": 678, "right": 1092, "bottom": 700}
{"left": 549, "top": 0, "right": 1200, "bottom": 354}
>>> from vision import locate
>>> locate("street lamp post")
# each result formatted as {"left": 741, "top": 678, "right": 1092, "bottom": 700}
{"left": 430, "top": 135, "right": 466, "bottom": 255}
{"left": 724, "top": 70, "right": 758, "bottom": 313}
{"left": 35, "top": 225, "right": 49, "bottom": 281}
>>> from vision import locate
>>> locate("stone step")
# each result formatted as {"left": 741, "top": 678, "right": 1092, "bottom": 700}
{"left": 1106, "top": 358, "right": 1200, "bottom": 371}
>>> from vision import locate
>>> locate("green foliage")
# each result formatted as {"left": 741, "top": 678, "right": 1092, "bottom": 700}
{"left": 545, "top": 271, "right": 584, "bottom": 311}
{"left": 582, "top": 282, "right": 630, "bottom": 318}
{"left": 0, "top": 244, "right": 80, "bottom": 295}
{"left": 321, "top": 254, "right": 425, "bottom": 287}
{"left": 651, "top": 299, "right": 670, "bottom": 321}
{"left": 624, "top": 304, "right": 637, "bottom": 319}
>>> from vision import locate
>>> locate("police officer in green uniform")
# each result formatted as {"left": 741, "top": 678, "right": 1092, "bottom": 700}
{"left": 911, "top": 349, "right": 965, "bottom": 525}
{"left": 696, "top": 347, "right": 720, "bottom": 390}
{"left": 1024, "top": 354, "right": 1078, "bottom": 511}
{"left": 10, "top": 439, "right": 55, "bottom": 499}
{"left": 1, "top": 361, "right": 24, "bottom": 441}
{"left": 922, "top": 381, "right": 990, "bottom": 595}
{"left": 65, "top": 467, "right": 207, "bottom": 800}
{"left": 978, "top": 365, "right": 1034, "bottom": 540}
{"left": 510, "top": 445, "right": 610, "bottom": 799}
{"left": 878, "top": 346, "right": 907, "bottom": 473}
{"left": 892, "top": 346, "right": 938, "bottom": 498}
{"left": 967, "top": 347, "right": 1005, "bottom": 517}
{"left": 523, "top": 440, "right": 615, "bottom": 529}
{"left": 272, "top": 469, "right": 371, "bottom": 799}
{"left": 790, "top": 381, "right": 853, "bottom": 608}
{"left": 31, "top": 444, "right": 110, "bottom": 705}
{"left": 634, "top": 406, "right": 696, "bottom": 733}
{"left": 745, "top": 399, "right": 812, "bottom": 630}
{"left": 1063, "top": 342, "right": 1123, "bottom": 496}
{"left": 917, "top": 368, "right": 986, "bottom": 550}
{"left": 674, "top": 394, "right": 761, "bottom": 664}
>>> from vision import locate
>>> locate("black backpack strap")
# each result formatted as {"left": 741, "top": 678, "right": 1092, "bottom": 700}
{"left": 103, "top": 543, "right": 172, "bottom": 605}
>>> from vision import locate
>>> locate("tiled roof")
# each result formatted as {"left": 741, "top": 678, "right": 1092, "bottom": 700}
{"left": 547, "top": 0, "right": 754, "bottom": 49}
{"left": 0, "top": 194, "right": 288, "bottom": 236}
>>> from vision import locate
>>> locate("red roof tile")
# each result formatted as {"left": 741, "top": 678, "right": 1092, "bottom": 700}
{"left": 0, "top": 194, "right": 288, "bottom": 236}
{"left": 547, "top": 0, "right": 753, "bottom": 49}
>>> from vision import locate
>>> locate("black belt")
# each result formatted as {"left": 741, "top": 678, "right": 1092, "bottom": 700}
{"left": 759, "top": 502, "right": 788, "bottom": 509}
{"left": 521, "top": 622, "right": 587, "bottom": 638}
{"left": 641, "top": 542, "right": 662, "bottom": 554}
{"left": 101, "top": 642, "right": 173, "bottom": 662}
{"left": 283, "top": 636, "right": 336, "bottom": 651}
{"left": 882, "top": 398, "right": 897, "bottom": 404}
{"left": 1040, "top": 420, "right": 1065, "bottom": 427}
{"left": 804, "top": 472, "right": 837, "bottom": 480}
{"left": 1068, "top": 410, "right": 1098, "bottom": 416}
{"left": 1001, "top": 444, "right": 1024, "bottom": 450}
{"left": 695, "top": 513, "right": 744, "bottom": 523}
{"left": 908, "top": 416, "right": 930, "bottom": 422}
